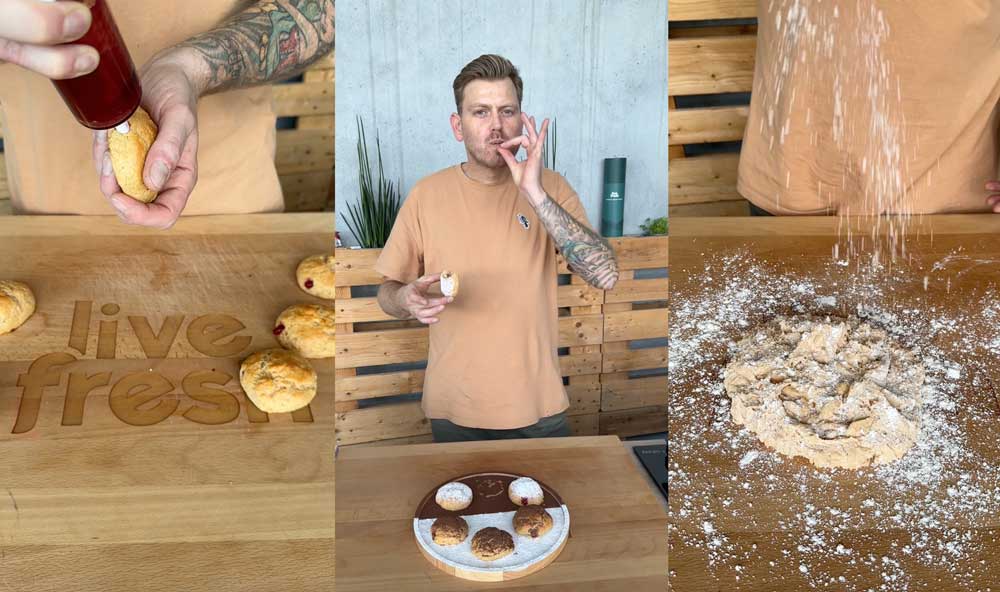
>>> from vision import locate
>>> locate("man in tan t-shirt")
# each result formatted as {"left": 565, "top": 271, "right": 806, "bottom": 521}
{"left": 374, "top": 54, "right": 620, "bottom": 443}
{"left": 738, "top": 1, "right": 1000, "bottom": 215}
{"left": 0, "top": 0, "right": 334, "bottom": 228}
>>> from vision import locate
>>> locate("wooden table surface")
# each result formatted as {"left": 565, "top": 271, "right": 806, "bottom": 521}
{"left": 668, "top": 215, "right": 1000, "bottom": 591}
{"left": 336, "top": 435, "right": 668, "bottom": 591}
{"left": 0, "top": 214, "right": 335, "bottom": 591}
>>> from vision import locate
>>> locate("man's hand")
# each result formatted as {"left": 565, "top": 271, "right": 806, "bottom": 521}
{"left": 394, "top": 274, "right": 453, "bottom": 325}
{"left": 987, "top": 180, "right": 1000, "bottom": 213}
{"left": 498, "top": 112, "right": 550, "bottom": 208}
{"left": 377, "top": 275, "right": 453, "bottom": 324}
{"left": 92, "top": 51, "right": 200, "bottom": 229}
{"left": 0, "top": 0, "right": 98, "bottom": 79}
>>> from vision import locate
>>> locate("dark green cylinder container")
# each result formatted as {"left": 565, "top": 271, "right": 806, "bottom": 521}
{"left": 601, "top": 157, "right": 626, "bottom": 237}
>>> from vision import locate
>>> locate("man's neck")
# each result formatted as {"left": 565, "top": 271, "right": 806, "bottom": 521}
{"left": 460, "top": 161, "right": 510, "bottom": 185}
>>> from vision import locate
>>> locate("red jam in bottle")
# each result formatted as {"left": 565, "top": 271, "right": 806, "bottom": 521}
{"left": 49, "top": 0, "right": 142, "bottom": 130}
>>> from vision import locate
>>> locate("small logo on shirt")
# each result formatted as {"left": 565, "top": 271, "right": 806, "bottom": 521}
{"left": 516, "top": 214, "right": 530, "bottom": 230}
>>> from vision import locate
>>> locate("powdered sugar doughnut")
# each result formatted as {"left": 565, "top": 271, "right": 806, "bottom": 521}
{"left": 436, "top": 481, "right": 473, "bottom": 511}
{"left": 440, "top": 270, "right": 460, "bottom": 297}
{"left": 508, "top": 477, "right": 544, "bottom": 506}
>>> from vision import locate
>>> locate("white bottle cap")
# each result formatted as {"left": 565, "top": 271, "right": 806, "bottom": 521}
{"left": 115, "top": 121, "right": 130, "bottom": 134}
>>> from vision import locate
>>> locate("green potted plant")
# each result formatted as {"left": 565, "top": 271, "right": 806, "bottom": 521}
{"left": 340, "top": 116, "right": 402, "bottom": 248}
{"left": 640, "top": 216, "right": 668, "bottom": 236}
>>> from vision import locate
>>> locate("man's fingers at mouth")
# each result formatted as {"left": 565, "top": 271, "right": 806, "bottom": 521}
{"left": 499, "top": 136, "right": 526, "bottom": 149}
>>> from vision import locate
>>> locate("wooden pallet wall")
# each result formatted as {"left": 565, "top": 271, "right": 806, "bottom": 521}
{"left": 669, "top": 0, "right": 757, "bottom": 216}
{"left": 333, "top": 236, "right": 668, "bottom": 447}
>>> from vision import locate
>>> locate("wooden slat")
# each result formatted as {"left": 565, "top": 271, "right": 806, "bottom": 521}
{"left": 668, "top": 35, "right": 756, "bottom": 95}
{"left": 669, "top": 106, "right": 749, "bottom": 145}
{"left": 340, "top": 238, "right": 665, "bottom": 287}
{"left": 559, "top": 283, "right": 605, "bottom": 308}
{"left": 601, "top": 376, "right": 668, "bottom": 411}
{"left": 341, "top": 433, "right": 435, "bottom": 448}
{"left": 604, "top": 309, "right": 668, "bottom": 342}
{"left": 336, "top": 316, "right": 604, "bottom": 369}
{"left": 604, "top": 278, "right": 669, "bottom": 304}
{"left": 335, "top": 401, "right": 428, "bottom": 445}
{"left": 275, "top": 129, "right": 334, "bottom": 175}
{"left": 560, "top": 352, "right": 604, "bottom": 377}
{"left": 568, "top": 413, "right": 600, "bottom": 436}
{"left": 335, "top": 352, "right": 602, "bottom": 402}
{"left": 336, "top": 328, "right": 427, "bottom": 369}
{"left": 312, "top": 53, "right": 335, "bottom": 70}
{"left": 602, "top": 347, "right": 668, "bottom": 374}
{"left": 279, "top": 170, "right": 333, "bottom": 212}
{"left": 336, "top": 395, "right": 604, "bottom": 445}
{"left": 297, "top": 115, "right": 336, "bottom": 131}
{"left": 336, "top": 297, "right": 392, "bottom": 324}
{"left": 336, "top": 370, "right": 425, "bottom": 401}
{"left": 338, "top": 284, "right": 602, "bottom": 324}
{"left": 670, "top": 24, "right": 757, "bottom": 38}
{"left": 668, "top": 0, "right": 757, "bottom": 21}
{"left": 566, "top": 382, "right": 601, "bottom": 415}
{"left": 599, "top": 405, "right": 667, "bottom": 437}
{"left": 670, "top": 200, "right": 750, "bottom": 217}
{"left": 273, "top": 82, "right": 334, "bottom": 117}
{"left": 335, "top": 248, "right": 383, "bottom": 286}
{"left": 303, "top": 69, "right": 334, "bottom": 83}
{"left": 607, "top": 236, "right": 669, "bottom": 270}
{"left": 669, "top": 153, "right": 742, "bottom": 205}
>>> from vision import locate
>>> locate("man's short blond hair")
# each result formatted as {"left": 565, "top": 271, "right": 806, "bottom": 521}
{"left": 452, "top": 54, "right": 523, "bottom": 113}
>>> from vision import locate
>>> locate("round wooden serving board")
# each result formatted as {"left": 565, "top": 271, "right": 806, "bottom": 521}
{"left": 413, "top": 472, "right": 570, "bottom": 582}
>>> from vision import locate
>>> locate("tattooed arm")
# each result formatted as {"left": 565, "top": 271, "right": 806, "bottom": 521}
{"left": 178, "top": 0, "right": 336, "bottom": 95}
{"left": 92, "top": 1, "right": 334, "bottom": 229}
{"left": 533, "top": 194, "right": 620, "bottom": 290}
{"left": 496, "top": 113, "right": 619, "bottom": 290}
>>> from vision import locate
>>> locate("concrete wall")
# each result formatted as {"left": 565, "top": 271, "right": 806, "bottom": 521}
{"left": 335, "top": 0, "right": 668, "bottom": 245}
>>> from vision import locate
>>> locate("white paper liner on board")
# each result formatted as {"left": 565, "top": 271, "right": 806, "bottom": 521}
{"left": 414, "top": 505, "right": 569, "bottom": 573}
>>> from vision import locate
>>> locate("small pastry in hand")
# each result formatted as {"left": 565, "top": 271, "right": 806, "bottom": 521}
{"left": 0, "top": 280, "right": 36, "bottom": 335}
{"left": 440, "top": 270, "right": 460, "bottom": 297}
{"left": 108, "top": 107, "right": 158, "bottom": 203}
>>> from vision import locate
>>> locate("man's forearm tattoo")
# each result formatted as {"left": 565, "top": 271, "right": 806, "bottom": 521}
{"left": 179, "top": 0, "right": 335, "bottom": 94}
{"left": 534, "top": 195, "right": 620, "bottom": 290}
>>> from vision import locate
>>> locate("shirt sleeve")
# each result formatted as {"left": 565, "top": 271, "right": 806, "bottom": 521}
{"left": 374, "top": 191, "right": 424, "bottom": 284}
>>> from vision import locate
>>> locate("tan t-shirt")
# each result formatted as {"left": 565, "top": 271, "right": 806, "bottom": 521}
{"left": 0, "top": 0, "right": 284, "bottom": 215}
{"left": 375, "top": 165, "right": 594, "bottom": 430}
{"left": 738, "top": 1, "right": 1000, "bottom": 215}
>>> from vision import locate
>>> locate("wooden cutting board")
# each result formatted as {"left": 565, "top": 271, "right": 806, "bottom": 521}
{"left": 668, "top": 215, "right": 1000, "bottom": 591}
{"left": 0, "top": 214, "right": 334, "bottom": 591}
{"left": 336, "top": 435, "right": 668, "bottom": 591}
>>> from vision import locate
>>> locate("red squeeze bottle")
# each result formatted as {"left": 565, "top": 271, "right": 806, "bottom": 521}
{"left": 43, "top": 0, "right": 142, "bottom": 130}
